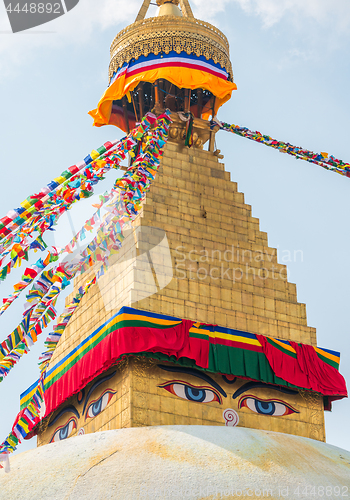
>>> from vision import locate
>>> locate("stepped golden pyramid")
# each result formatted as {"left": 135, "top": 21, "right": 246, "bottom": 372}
{"left": 2, "top": 1, "right": 349, "bottom": 498}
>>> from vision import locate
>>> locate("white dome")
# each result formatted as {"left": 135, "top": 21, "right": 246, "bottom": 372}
{"left": 1, "top": 426, "right": 349, "bottom": 499}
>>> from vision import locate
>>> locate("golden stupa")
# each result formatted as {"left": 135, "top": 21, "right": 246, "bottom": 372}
{"left": 1, "top": 1, "right": 348, "bottom": 498}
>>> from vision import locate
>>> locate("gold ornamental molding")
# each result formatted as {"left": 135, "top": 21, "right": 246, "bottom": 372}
{"left": 156, "top": 0, "right": 180, "bottom": 6}
{"left": 168, "top": 112, "right": 213, "bottom": 149}
{"left": 109, "top": 16, "right": 233, "bottom": 82}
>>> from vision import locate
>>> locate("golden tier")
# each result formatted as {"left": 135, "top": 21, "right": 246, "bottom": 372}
{"left": 109, "top": 15, "right": 233, "bottom": 83}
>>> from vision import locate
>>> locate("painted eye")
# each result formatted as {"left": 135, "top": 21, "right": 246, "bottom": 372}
{"left": 239, "top": 396, "right": 298, "bottom": 416}
{"left": 159, "top": 381, "right": 221, "bottom": 404}
{"left": 50, "top": 418, "right": 77, "bottom": 443}
{"left": 85, "top": 390, "right": 116, "bottom": 420}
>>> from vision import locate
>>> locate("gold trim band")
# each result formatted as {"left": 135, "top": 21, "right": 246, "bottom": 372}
{"left": 109, "top": 16, "right": 233, "bottom": 82}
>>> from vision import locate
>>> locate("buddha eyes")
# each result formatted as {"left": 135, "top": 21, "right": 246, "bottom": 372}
{"left": 49, "top": 383, "right": 297, "bottom": 443}
{"left": 239, "top": 396, "right": 298, "bottom": 416}
{"left": 50, "top": 418, "right": 77, "bottom": 442}
{"left": 49, "top": 389, "right": 116, "bottom": 442}
{"left": 159, "top": 383, "right": 298, "bottom": 417}
{"left": 159, "top": 381, "right": 222, "bottom": 404}
{"left": 85, "top": 389, "right": 116, "bottom": 420}
{"left": 159, "top": 381, "right": 298, "bottom": 417}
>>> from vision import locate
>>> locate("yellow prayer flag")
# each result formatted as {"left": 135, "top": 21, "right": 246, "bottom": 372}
{"left": 90, "top": 150, "right": 100, "bottom": 160}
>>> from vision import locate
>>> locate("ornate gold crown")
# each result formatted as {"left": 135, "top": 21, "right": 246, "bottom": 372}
{"left": 109, "top": 1, "right": 233, "bottom": 82}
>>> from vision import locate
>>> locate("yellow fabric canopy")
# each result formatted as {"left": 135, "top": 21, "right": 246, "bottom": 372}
{"left": 89, "top": 60, "right": 237, "bottom": 129}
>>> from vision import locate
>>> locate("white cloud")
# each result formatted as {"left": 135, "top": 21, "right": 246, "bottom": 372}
{"left": 230, "top": 0, "right": 350, "bottom": 29}
{"left": 191, "top": 0, "right": 231, "bottom": 20}
{"left": 0, "top": 0, "right": 140, "bottom": 78}
{"left": 1, "top": 0, "right": 350, "bottom": 79}
{"left": 190, "top": 0, "right": 350, "bottom": 66}
{"left": 191, "top": 0, "right": 350, "bottom": 35}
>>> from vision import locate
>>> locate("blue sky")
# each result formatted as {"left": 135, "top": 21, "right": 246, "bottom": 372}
{"left": 0, "top": 0, "right": 349, "bottom": 454}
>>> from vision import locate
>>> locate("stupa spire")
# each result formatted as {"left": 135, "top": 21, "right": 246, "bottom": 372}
{"left": 89, "top": 0, "right": 236, "bottom": 143}
{"left": 136, "top": 0, "right": 194, "bottom": 21}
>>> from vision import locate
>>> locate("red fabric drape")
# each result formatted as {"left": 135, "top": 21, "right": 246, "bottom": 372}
{"left": 257, "top": 335, "right": 347, "bottom": 398}
{"left": 44, "top": 320, "right": 210, "bottom": 418}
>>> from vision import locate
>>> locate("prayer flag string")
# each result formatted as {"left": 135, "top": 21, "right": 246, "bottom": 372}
{"left": 0, "top": 113, "right": 165, "bottom": 285}
{"left": 215, "top": 120, "right": 350, "bottom": 178}
{"left": 0, "top": 111, "right": 171, "bottom": 383}
{"left": 0, "top": 110, "right": 172, "bottom": 463}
